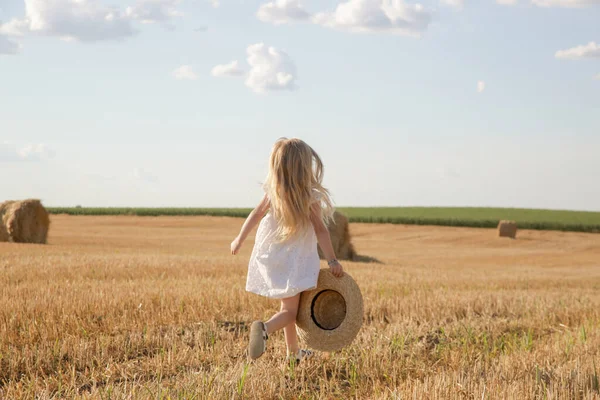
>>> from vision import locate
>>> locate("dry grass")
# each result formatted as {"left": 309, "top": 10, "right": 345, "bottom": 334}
{"left": 1, "top": 215, "right": 600, "bottom": 399}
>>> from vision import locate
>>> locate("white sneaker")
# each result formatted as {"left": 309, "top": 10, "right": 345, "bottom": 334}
{"left": 287, "top": 349, "right": 314, "bottom": 365}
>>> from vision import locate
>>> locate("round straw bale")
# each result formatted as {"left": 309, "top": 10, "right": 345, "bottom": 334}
{"left": 1, "top": 199, "right": 50, "bottom": 244}
{"left": 0, "top": 201, "right": 10, "bottom": 242}
{"left": 498, "top": 220, "right": 517, "bottom": 239}
{"left": 318, "top": 211, "right": 357, "bottom": 261}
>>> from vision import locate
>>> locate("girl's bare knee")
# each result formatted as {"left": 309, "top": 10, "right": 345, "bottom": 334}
{"left": 280, "top": 303, "right": 298, "bottom": 314}
{"left": 285, "top": 308, "right": 298, "bottom": 317}
{"left": 279, "top": 307, "right": 297, "bottom": 325}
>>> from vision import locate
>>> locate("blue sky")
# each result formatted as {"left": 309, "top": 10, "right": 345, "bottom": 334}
{"left": 1, "top": 0, "right": 599, "bottom": 210}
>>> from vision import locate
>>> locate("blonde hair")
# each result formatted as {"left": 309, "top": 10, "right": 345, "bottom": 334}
{"left": 263, "top": 138, "right": 334, "bottom": 241}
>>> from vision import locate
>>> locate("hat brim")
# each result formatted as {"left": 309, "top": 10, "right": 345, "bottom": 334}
{"left": 296, "top": 269, "right": 363, "bottom": 352}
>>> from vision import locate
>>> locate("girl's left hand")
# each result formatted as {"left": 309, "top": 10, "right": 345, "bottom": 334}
{"left": 231, "top": 237, "right": 242, "bottom": 255}
{"left": 329, "top": 260, "right": 344, "bottom": 277}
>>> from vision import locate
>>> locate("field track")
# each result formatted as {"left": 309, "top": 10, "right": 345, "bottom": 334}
{"left": 1, "top": 215, "right": 600, "bottom": 399}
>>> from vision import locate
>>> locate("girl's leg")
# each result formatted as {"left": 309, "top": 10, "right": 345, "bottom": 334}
{"left": 282, "top": 320, "right": 299, "bottom": 354}
{"left": 249, "top": 293, "right": 312, "bottom": 362}
{"left": 264, "top": 293, "right": 300, "bottom": 337}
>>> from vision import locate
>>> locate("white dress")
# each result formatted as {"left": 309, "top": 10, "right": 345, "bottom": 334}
{"left": 246, "top": 194, "right": 322, "bottom": 299}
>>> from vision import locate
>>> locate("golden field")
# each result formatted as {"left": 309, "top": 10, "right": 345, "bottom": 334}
{"left": 1, "top": 215, "right": 600, "bottom": 399}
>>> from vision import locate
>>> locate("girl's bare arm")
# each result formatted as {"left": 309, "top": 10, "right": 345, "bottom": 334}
{"left": 310, "top": 203, "right": 344, "bottom": 277}
{"left": 231, "top": 194, "right": 270, "bottom": 255}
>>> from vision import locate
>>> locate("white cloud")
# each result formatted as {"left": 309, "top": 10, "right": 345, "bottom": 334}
{"left": 477, "top": 80, "right": 485, "bottom": 93}
{"left": 498, "top": 0, "right": 600, "bottom": 6}
{"left": 133, "top": 168, "right": 158, "bottom": 183}
{"left": 255, "top": 0, "right": 434, "bottom": 37}
{"left": 172, "top": 65, "right": 198, "bottom": 80}
{"left": 441, "top": 0, "right": 465, "bottom": 8}
{"left": 245, "top": 43, "right": 297, "bottom": 93}
{"left": 594, "top": 73, "right": 600, "bottom": 80}
{"left": 125, "top": 0, "right": 184, "bottom": 24}
{"left": 211, "top": 60, "right": 245, "bottom": 77}
{"left": 18, "top": 144, "right": 56, "bottom": 161}
{"left": 0, "top": 18, "right": 30, "bottom": 37}
{"left": 211, "top": 44, "right": 297, "bottom": 94}
{"left": 313, "top": 0, "right": 433, "bottom": 37}
{"left": 555, "top": 42, "right": 600, "bottom": 59}
{"left": 0, "top": 34, "right": 20, "bottom": 54}
{"left": 0, "top": 0, "right": 184, "bottom": 46}
{"left": 9, "top": 0, "right": 137, "bottom": 42}
{"left": 0, "top": 142, "right": 55, "bottom": 162}
{"left": 531, "top": 0, "right": 600, "bottom": 6}
{"left": 210, "top": 0, "right": 220, "bottom": 8}
{"left": 257, "top": 0, "right": 311, "bottom": 25}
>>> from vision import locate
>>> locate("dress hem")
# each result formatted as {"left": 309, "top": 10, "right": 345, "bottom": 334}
{"left": 245, "top": 285, "right": 317, "bottom": 299}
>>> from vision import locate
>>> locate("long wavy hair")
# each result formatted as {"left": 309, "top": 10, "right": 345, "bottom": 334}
{"left": 263, "top": 138, "right": 334, "bottom": 241}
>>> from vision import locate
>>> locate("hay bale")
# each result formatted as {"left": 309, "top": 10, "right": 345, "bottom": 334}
{"left": 0, "top": 202, "right": 9, "bottom": 242}
{"left": 498, "top": 220, "right": 517, "bottom": 239}
{"left": 318, "top": 211, "right": 357, "bottom": 261}
{"left": 0, "top": 199, "right": 50, "bottom": 244}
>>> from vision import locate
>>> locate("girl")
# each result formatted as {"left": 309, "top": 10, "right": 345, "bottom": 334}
{"left": 230, "top": 138, "right": 344, "bottom": 364}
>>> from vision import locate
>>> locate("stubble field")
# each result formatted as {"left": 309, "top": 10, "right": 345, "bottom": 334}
{"left": 1, "top": 215, "right": 600, "bottom": 399}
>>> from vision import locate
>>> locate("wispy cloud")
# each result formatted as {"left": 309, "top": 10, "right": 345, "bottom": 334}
{"left": 477, "top": 80, "right": 486, "bottom": 93}
{"left": 441, "top": 0, "right": 465, "bottom": 9}
{"left": 257, "top": 0, "right": 311, "bottom": 25}
{"left": 555, "top": 42, "right": 600, "bottom": 59}
{"left": 125, "top": 0, "right": 183, "bottom": 24}
{"left": 0, "top": 0, "right": 184, "bottom": 53}
{"left": 0, "top": 142, "right": 55, "bottom": 162}
{"left": 132, "top": 168, "right": 158, "bottom": 183}
{"left": 256, "top": 0, "right": 434, "bottom": 37}
{"left": 211, "top": 60, "right": 245, "bottom": 77}
{"left": 172, "top": 65, "right": 198, "bottom": 80}
{"left": 497, "top": 0, "right": 600, "bottom": 6}
{"left": 532, "top": 0, "right": 600, "bottom": 7}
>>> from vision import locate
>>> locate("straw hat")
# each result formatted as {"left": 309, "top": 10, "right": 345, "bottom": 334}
{"left": 296, "top": 269, "right": 363, "bottom": 352}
